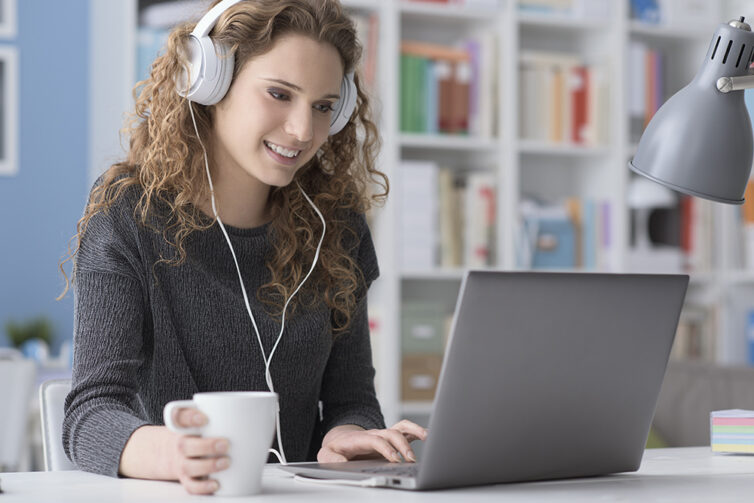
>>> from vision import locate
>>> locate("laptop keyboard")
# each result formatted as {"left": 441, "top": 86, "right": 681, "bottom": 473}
{"left": 359, "top": 465, "right": 419, "bottom": 478}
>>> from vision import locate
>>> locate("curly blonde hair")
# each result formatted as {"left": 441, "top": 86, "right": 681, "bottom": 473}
{"left": 59, "top": 0, "right": 388, "bottom": 333}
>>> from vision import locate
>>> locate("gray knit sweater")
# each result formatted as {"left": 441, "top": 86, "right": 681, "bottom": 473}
{"left": 63, "top": 179, "right": 385, "bottom": 477}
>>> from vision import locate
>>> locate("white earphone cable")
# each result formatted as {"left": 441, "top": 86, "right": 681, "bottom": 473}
{"left": 188, "top": 102, "right": 325, "bottom": 465}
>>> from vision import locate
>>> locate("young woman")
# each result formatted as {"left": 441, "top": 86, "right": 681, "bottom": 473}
{"left": 60, "top": 0, "right": 425, "bottom": 494}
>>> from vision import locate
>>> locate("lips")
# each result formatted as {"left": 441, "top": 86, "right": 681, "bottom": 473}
{"left": 263, "top": 141, "right": 301, "bottom": 166}
{"left": 264, "top": 140, "right": 301, "bottom": 159}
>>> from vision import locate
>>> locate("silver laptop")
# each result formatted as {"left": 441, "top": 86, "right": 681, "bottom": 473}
{"left": 280, "top": 271, "right": 689, "bottom": 490}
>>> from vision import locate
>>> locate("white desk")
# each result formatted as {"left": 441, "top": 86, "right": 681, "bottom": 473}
{"left": 1, "top": 447, "right": 753, "bottom": 502}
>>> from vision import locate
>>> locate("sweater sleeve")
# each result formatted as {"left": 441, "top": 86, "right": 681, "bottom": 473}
{"left": 319, "top": 212, "right": 385, "bottom": 433}
{"left": 63, "top": 187, "right": 151, "bottom": 477}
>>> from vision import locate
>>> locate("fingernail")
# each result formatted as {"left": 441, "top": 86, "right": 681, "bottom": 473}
{"left": 215, "top": 440, "right": 229, "bottom": 454}
{"left": 193, "top": 413, "right": 206, "bottom": 426}
{"left": 407, "top": 451, "right": 416, "bottom": 462}
{"left": 216, "top": 457, "right": 230, "bottom": 469}
{"left": 392, "top": 451, "right": 401, "bottom": 462}
{"left": 208, "top": 480, "right": 219, "bottom": 492}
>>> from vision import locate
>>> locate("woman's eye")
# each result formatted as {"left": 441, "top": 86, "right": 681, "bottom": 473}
{"left": 315, "top": 103, "right": 335, "bottom": 114}
{"left": 268, "top": 89, "right": 289, "bottom": 101}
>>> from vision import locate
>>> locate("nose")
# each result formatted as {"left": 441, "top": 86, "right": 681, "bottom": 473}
{"left": 283, "top": 104, "right": 314, "bottom": 144}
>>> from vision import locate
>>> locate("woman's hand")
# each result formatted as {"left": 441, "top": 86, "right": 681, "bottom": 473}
{"left": 169, "top": 408, "right": 231, "bottom": 495}
{"left": 119, "top": 409, "right": 230, "bottom": 495}
{"left": 317, "top": 420, "right": 428, "bottom": 463}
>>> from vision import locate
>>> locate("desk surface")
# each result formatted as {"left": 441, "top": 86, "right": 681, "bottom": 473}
{"left": 1, "top": 447, "right": 753, "bottom": 502}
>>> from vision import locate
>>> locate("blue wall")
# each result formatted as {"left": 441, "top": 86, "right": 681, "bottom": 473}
{"left": 0, "top": 0, "right": 89, "bottom": 353}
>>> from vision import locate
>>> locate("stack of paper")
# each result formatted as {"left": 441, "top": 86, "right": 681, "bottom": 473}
{"left": 710, "top": 410, "right": 754, "bottom": 454}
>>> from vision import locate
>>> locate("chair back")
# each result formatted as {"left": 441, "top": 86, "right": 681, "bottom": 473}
{"left": 0, "top": 358, "right": 36, "bottom": 471}
{"left": 39, "top": 379, "right": 75, "bottom": 471}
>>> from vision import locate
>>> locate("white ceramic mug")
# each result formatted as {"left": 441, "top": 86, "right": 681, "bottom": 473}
{"left": 163, "top": 391, "right": 278, "bottom": 496}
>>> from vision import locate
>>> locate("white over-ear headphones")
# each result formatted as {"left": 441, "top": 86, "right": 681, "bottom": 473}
{"left": 177, "top": 0, "right": 358, "bottom": 135}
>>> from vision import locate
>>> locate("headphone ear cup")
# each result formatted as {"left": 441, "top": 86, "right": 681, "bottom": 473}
{"left": 203, "top": 42, "right": 235, "bottom": 105}
{"left": 329, "top": 72, "right": 357, "bottom": 135}
{"left": 177, "top": 35, "right": 234, "bottom": 106}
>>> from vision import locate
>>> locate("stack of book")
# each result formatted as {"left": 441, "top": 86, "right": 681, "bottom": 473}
{"left": 399, "top": 161, "right": 439, "bottom": 271}
{"left": 710, "top": 410, "right": 754, "bottom": 454}
{"left": 518, "top": 51, "right": 609, "bottom": 146}
{"left": 400, "top": 36, "right": 497, "bottom": 137}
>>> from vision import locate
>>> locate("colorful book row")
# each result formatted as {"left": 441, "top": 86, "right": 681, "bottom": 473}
{"left": 400, "top": 37, "right": 497, "bottom": 137}
{"left": 518, "top": 51, "right": 609, "bottom": 146}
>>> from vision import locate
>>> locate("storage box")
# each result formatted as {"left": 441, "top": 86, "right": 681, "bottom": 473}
{"left": 402, "top": 354, "right": 443, "bottom": 401}
{"left": 401, "top": 302, "right": 447, "bottom": 354}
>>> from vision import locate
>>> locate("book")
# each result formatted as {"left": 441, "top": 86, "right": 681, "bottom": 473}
{"left": 464, "top": 171, "right": 496, "bottom": 267}
{"left": 438, "top": 168, "right": 462, "bottom": 267}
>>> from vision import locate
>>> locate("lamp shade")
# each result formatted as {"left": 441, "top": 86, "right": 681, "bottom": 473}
{"left": 629, "top": 20, "right": 754, "bottom": 204}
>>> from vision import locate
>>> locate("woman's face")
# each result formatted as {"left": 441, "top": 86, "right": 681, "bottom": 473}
{"left": 211, "top": 33, "right": 344, "bottom": 189}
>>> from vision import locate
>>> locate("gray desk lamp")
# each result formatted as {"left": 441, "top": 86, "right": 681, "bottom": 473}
{"left": 629, "top": 17, "right": 754, "bottom": 204}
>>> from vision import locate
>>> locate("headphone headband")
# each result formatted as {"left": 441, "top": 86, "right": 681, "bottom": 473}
{"left": 192, "top": 0, "right": 243, "bottom": 38}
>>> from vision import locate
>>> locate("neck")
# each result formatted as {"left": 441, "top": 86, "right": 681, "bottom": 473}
{"left": 200, "top": 167, "right": 272, "bottom": 229}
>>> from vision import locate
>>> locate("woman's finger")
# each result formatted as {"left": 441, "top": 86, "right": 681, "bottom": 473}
{"left": 391, "top": 419, "right": 428, "bottom": 442}
{"left": 179, "top": 456, "right": 231, "bottom": 478}
{"left": 364, "top": 434, "right": 403, "bottom": 463}
{"left": 327, "top": 432, "right": 401, "bottom": 462}
{"left": 178, "top": 474, "right": 220, "bottom": 495}
{"left": 317, "top": 448, "right": 348, "bottom": 463}
{"left": 174, "top": 408, "right": 207, "bottom": 428}
{"left": 375, "top": 428, "right": 415, "bottom": 462}
{"left": 177, "top": 436, "right": 229, "bottom": 458}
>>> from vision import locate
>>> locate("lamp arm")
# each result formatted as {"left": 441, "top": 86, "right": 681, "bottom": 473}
{"left": 716, "top": 74, "right": 754, "bottom": 93}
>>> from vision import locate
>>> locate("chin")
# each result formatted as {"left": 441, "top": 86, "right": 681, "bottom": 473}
{"left": 259, "top": 170, "right": 298, "bottom": 188}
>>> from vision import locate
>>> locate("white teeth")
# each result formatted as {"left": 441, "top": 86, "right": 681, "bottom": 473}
{"left": 265, "top": 141, "right": 300, "bottom": 158}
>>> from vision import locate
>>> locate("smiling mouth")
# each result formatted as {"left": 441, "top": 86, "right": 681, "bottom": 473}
{"left": 264, "top": 140, "right": 301, "bottom": 159}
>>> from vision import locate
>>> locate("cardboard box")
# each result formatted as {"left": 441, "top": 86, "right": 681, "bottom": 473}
{"left": 402, "top": 354, "right": 443, "bottom": 401}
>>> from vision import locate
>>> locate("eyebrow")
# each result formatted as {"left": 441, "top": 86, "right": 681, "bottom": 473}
{"left": 261, "top": 78, "right": 340, "bottom": 100}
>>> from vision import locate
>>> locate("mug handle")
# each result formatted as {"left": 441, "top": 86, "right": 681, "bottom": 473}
{"left": 163, "top": 399, "right": 204, "bottom": 435}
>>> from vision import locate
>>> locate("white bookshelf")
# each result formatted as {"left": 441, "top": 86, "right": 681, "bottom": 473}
{"left": 89, "top": 0, "right": 754, "bottom": 429}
